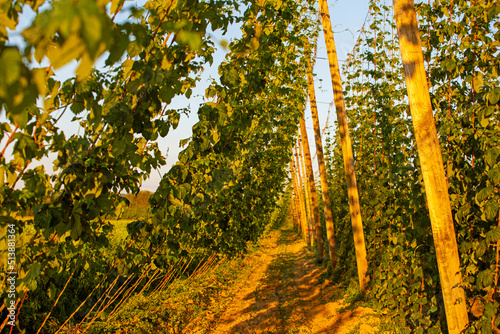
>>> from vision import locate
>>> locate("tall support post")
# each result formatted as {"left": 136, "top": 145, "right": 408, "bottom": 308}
{"left": 291, "top": 198, "right": 299, "bottom": 231}
{"left": 290, "top": 193, "right": 298, "bottom": 231}
{"left": 290, "top": 160, "right": 305, "bottom": 236}
{"left": 293, "top": 144, "right": 309, "bottom": 243}
{"left": 288, "top": 170, "right": 298, "bottom": 230}
{"left": 392, "top": 1, "right": 468, "bottom": 332}
{"left": 297, "top": 136, "right": 315, "bottom": 250}
{"left": 317, "top": 0, "right": 368, "bottom": 292}
{"left": 306, "top": 57, "right": 337, "bottom": 271}
{"left": 299, "top": 117, "right": 325, "bottom": 259}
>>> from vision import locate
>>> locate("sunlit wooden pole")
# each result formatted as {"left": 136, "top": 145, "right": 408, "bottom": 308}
{"left": 297, "top": 140, "right": 314, "bottom": 249}
{"left": 290, "top": 160, "right": 306, "bottom": 237}
{"left": 299, "top": 117, "right": 325, "bottom": 259}
{"left": 289, "top": 167, "right": 299, "bottom": 230}
{"left": 298, "top": 137, "right": 315, "bottom": 249}
{"left": 317, "top": 0, "right": 368, "bottom": 292}
{"left": 306, "top": 57, "right": 337, "bottom": 271}
{"left": 392, "top": 0, "right": 468, "bottom": 332}
{"left": 293, "top": 144, "right": 309, "bottom": 243}
{"left": 291, "top": 193, "right": 299, "bottom": 231}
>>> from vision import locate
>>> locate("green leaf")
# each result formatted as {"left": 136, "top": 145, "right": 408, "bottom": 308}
{"left": 211, "top": 128, "right": 220, "bottom": 144}
{"left": 477, "top": 269, "right": 494, "bottom": 289}
{"left": 0, "top": 48, "right": 38, "bottom": 119}
{"left": 484, "top": 106, "right": 495, "bottom": 118}
{"left": 414, "top": 266, "right": 423, "bottom": 279}
{"left": 177, "top": 31, "right": 202, "bottom": 50}
{"left": 76, "top": 53, "right": 95, "bottom": 79}
{"left": 488, "top": 168, "right": 500, "bottom": 185}
{"left": 81, "top": 16, "right": 103, "bottom": 58}
{"left": 13, "top": 133, "right": 38, "bottom": 160}
{"left": 71, "top": 101, "right": 85, "bottom": 114}
{"left": 71, "top": 214, "right": 83, "bottom": 240}
{"left": 442, "top": 59, "right": 456, "bottom": 71}
{"left": 476, "top": 241, "right": 487, "bottom": 257}
{"left": 485, "top": 227, "right": 500, "bottom": 243}
{"left": 0, "top": 48, "right": 21, "bottom": 86}
{"left": 0, "top": 165, "right": 4, "bottom": 187}
{"left": 484, "top": 201, "right": 499, "bottom": 222}
{"left": 47, "top": 284, "right": 56, "bottom": 300}
{"left": 485, "top": 148, "right": 500, "bottom": 167}
{"left": 24, "top": 263, "right": 42, "bottom": 283}
{"left": 487, "top": 88, "right": 500, "bottom": 104}
{"left": 476, "top": 186, "right": 493, "bottom": 204}
{"left": 473, "top": 73, "right": 484, "bottom": 93}
{"left": 179, "top": 138, "right": 190, "bottom": 148}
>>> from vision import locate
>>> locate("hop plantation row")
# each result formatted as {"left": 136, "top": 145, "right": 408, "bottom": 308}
{"left": 0, "top": 0, "right": 317, "bottom": 331}
{"left": 312, "top": 0, "right": 499, "bottom": 333}
{"left": 0, "top": 0, "right": 498, "bottom": 333}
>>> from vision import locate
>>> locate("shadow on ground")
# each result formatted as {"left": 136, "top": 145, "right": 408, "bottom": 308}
{"left": 210, "top": 227, "right": 379, "bottom": 334}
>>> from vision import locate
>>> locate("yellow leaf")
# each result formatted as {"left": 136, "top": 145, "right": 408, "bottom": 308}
{"left": 110, "top": 0, "right": 125, "bottom": 14}
{"left": 76, "top": 52, "right": 94, "bottom": 79}
{"left": 77, "top": 42, "right": 106, "bottom": 79}
{"left": 0, "top": 10, "right": 16, "bottom": 30}
{"left": 121, "top": 59, "right": 134, "bottom": 78}
{"left": 0, "top": 166, "right": 4, "bottom": 187}
{"left": 47, "top": 35, "right": 85, "bottom": 69}
{"left": 161, "top": 57, "right": 172, "bottom": 71}
{"left": 25, "top": 0, "right": 45, "bottom": 11}
{"left": 97, "top": 0, "right": 112, "bottom": 7}
{"left": 6, "top": 169, "right": 18, "bottom": 187}
{"left": 32, "top": 68, "right": 47, "bottom": 96}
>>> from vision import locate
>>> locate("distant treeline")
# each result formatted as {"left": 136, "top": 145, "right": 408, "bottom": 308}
{"left": 120, "top": 191, "right": 152, "bottom": 220}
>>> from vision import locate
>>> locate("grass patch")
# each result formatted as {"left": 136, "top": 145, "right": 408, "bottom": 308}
{"left": 108, "top": 219, "right": 133, "bottom": 246}
{"left": 82, "top": 231, "right": 272, "bottom": 334}
{"left": 84, "top": 259, "right": 241, "bottom": 334}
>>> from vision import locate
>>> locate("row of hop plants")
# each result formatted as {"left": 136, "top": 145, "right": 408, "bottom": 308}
{"left": 0, "top": 0, "right": 319, "bottom": 332}
{"left": 323, "top": 0, "right": 500, "bottom": 333}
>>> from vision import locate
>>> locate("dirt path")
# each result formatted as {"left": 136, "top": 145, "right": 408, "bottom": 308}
{"left": 197, "top": 227, "right": 381, "bottom": 334}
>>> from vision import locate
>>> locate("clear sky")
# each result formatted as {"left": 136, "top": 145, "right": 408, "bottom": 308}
{"left": 1, "top": 0, "right": 377, "bottom": 192}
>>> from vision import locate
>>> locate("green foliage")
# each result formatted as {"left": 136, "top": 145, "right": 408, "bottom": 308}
{"left": 422, "top": 1, "right": 500, "bottom": 332}
{"left": 2, "top": 0, "right": 497, "bottom": 331}
{"left": 120, "top": 191, "right": 152, "bottom": 220}
{"left": 323, "top": 0, "right": 500, "bottom": 332}
{"left": 85, "top": 280, "right": 220, "bottom": 334}
{"left": 0, "top": 0, "right": 319, "bottom": 331}
{"left": 84, "top": 246, "right": 248, "bottom": 334}
{"left": 267, "top": 186, "right": 293, "bottom": 232}
{"left": 145, "top": 0, "right": 319, "bottom": 262}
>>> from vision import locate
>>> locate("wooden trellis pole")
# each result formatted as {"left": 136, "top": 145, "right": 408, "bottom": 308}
{"left": 317, "top": 0, "right": 368, "bottom": 292}
{"left": 293, "top": 144, "right": 310, "bottom": 243}
{"left": 306, "top": 56, "right": 337, "bottom": 271}
{"left": 290, "top": 160, "right": 306, "bottom": 237}
{"left": 392, "top": 0, "right": 469, "bottom": 333}
{"left": 299, "top": 140, "right": 313, "bottom": 248}
{"left": 297, "top": 134, "right": 316, "bottom": 250}
{"left": 290, "top": 195, "right": 298, "bottom": 231}
{"left": 299, "top": 117, "right": 325, "bottom": 259}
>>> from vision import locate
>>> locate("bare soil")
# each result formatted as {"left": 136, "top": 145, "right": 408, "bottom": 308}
{"left": 189, "top": 227, "right": 382, "bottom": 334}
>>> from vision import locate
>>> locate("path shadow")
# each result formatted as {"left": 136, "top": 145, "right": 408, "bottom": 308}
{"left": 211, "top": 227, "right": 373, "bottom": 334}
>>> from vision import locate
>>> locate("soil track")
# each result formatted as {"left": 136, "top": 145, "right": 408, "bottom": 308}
{"left": 192, "top": 227, "right": 381, "bottom": 334}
